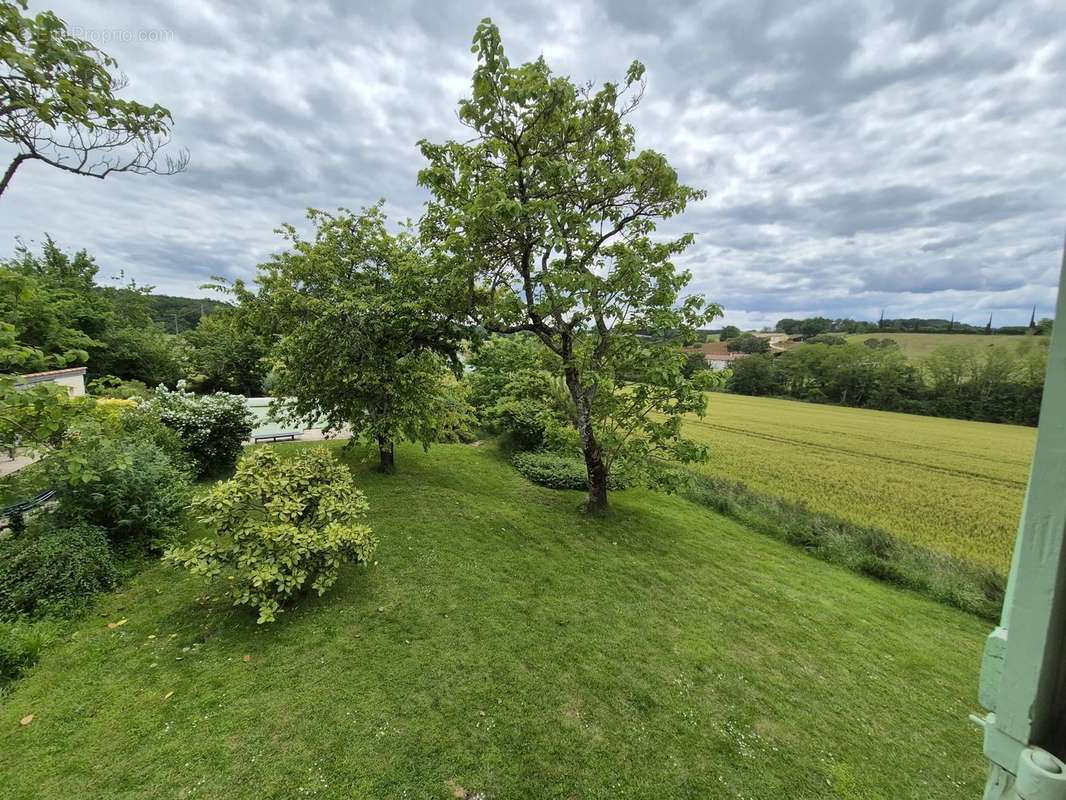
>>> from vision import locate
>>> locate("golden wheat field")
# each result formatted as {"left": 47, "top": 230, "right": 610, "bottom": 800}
{"left": 685, "top": 393, "right": 1037, "bottom": 572}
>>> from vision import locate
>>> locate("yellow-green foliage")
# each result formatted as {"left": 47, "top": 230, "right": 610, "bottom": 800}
{"left": 685, "top": 393, "right": 1034, "bottom": 571}
{"left": 164, "top": 447, "right": 377, "bottom": 623}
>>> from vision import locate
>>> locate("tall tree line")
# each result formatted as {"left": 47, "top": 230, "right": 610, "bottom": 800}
{"left": 727, "top": 340, "right": 1048, "bottom": 425}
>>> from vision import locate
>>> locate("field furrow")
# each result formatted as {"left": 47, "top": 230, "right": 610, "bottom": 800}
{"left": 685, "top": 394, "right": 1036, "bottom": 571}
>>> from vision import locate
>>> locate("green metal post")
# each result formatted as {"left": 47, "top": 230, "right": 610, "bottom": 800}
{"left": 978, "top": 237, "right": 1066, "bottom": 800}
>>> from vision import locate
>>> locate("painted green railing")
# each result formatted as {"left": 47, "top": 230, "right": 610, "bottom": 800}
{"left": 977, "top": 238, "right": 1066, "bottom": 799}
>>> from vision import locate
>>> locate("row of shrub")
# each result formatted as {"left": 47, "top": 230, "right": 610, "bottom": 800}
{"left": 0, "top": 385, "right": 254, "bottom": 683}
{"left": 511, "top": 451, "right": 634, "bottom": 491}
{"left": 726, "top": 339, "right": 1048, "bottom": 426}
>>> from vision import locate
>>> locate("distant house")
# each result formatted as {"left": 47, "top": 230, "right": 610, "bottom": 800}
{"left": 706, "top": 351, "right": 752, "bottom": 370}
{"left": 686, "top": 342, "right": 752, "bottom": 370}
{"left": 17, "top": 367, "right": 87, "bottom": 397}
{"left": 751, "top": 332, "right": 796, "bottom": 352}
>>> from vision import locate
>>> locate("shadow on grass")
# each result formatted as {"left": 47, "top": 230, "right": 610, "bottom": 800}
{"left": 148, "top": 558, "right": 383, "bottom": 650}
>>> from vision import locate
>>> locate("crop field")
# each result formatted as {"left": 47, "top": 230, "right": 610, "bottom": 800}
{"left": 685, "top": 394, "right": 1036, "bottom": 572}
{"left": 843, "top": 332, "right": 1034, "bottom": 359}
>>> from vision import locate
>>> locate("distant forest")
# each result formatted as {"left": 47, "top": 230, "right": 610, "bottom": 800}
{"left": 697, "top": 314, "right": 1053, "bottom": 339}
{"left": 773, "top": 315, "right": 1053, "bottom": 337}
{"left": 148, "top": 295, "right": 232, "bottom": 333}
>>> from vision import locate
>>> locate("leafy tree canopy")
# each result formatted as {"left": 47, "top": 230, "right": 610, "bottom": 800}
{"left": 727, "top": 333, "right": 771, "bottom": 354}
{"left": 0, "top": 0, "right": 187, "bottom": 197}
{"left": 419, "top": 19, "right": 722, "bottom": 511}
{"left": 0, "top": 237, "right": 183, "bottom": 384}
{"left": 184, "top": 308, "right": 267, "bottom": 396}
{"left": 230, "top": 204, "right": 466, "bottom": 472}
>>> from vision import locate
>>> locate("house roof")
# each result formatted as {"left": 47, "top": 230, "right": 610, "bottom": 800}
{"left": 19, "top": 367, "right": 87, "bottom": 382}
{"left": 708, "top": 352, "right": 751, "bottom": 361}
{"left": 691, "top": 341, "right": 731, "bottom": 356}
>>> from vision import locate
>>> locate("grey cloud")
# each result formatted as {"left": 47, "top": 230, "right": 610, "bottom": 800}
{"left": 928, "top": 192, "right": 1044, "bottom": 226}
{"left": 0, "top": 0, "right": 1062, "bottom": 327}
{"left": 858, "top": 263, "right": 1027, "bottom": 294}
{"left": 713, "top": 184, "right": 940, "bottom": 237}
{"left": 921, "top": 234, "right": 971, "bottom": 253}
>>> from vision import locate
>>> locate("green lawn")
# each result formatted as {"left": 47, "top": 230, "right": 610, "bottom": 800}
{"left": 1, "top": 442, "right": 989, "bottom": 798}
{"left": 844, "top": 332, "right": 1037, "bottom": 360}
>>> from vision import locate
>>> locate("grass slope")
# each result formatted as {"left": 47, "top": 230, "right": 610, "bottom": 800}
{"left": 686, "top": 393, "right": 1034, "bottom": 571}
{"left": 843, "top": 332, "right": 1036, "bottom": 359}
{"left": 1, "top": 443, "right": 988, "bottom": 799}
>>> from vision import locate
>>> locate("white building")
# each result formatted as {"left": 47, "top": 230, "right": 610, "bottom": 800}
{"left": 17, "top": 367, "right": 87, "bottom": 396}
{"left": 706, "top": 352, "right": 752, "bottom": 371}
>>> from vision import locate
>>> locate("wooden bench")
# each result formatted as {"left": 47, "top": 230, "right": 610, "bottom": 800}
{"left": 252, "top": 431, "right": 303, "bottom": 444}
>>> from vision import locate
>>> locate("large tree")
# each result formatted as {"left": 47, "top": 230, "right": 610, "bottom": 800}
{"left": 726, "top": 333, "right": 771, "bottom": 353}
{"left": 233, "top": 205, "right": 465, "bottom": 472}
{"left": 419, "top": 19, "right": 720, "bottom": 512}
{"left": 1, "top": 237, "right": 184, "bottom": 383}
{"left": 184, "top": 307, "right": 267, "bottom": 396}
{"left": 0, "top": 0, "right": 187, "bottom": 198}
{"left": 0, "top": 266, "right": 97, "bottom": 372}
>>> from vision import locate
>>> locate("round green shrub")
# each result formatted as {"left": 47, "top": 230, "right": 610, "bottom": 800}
{"left": 165, "top": 447, "right": 378, "bottom": 624}
{"left": 511, "top": 451, "right": 633, "bottom": 491}
{"left": 0, "top": 518, "right": 118, "bottom": 619}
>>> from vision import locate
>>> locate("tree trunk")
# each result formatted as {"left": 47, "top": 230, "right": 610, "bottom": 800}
{"left": 377, "top": 437, "right": 395, "bottom": 473}
{"left": 581, "top": 437, "right": 609, "bottom": 514}
{"left": 564, "top": 367, "right": 608, "bottom": 514}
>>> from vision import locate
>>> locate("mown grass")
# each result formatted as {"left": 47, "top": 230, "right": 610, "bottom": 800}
{"left": 682, "top": 472, "right": 1004, "bottom": 620}
{"left": 685, "top": 393, "right": 1034, "bottom": 571}
{"left": 843, "top": 332, "right": 1036, "bottom": 359}
{"left": 0, "top": 442, "right": 988, "bottom": 799}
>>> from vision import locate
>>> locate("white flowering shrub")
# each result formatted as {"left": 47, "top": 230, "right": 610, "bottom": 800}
{"left": 143, "top": 384, "right": 254, "bottom": 477}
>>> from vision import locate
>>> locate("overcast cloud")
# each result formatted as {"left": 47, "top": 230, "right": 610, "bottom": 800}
{"left": 2, "top": 0, "right": 1064, "bottom": 328}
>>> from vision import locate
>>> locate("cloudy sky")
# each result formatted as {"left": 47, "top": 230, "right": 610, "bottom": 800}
{"left": 3, "top": 0, "right": 1064, "bottom": 328}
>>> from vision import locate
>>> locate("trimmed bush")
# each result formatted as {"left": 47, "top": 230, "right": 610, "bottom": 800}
{"left": 0, "top": 518, "right": 118, "bottom": 619}
{"left": 165, "top": 448, "right": 377, "bottom": 623}
{"left": 512, "top": 451, "right": 632, "bottom": 491}
{"left": 143, "top": 385, "right": 254, "bottom": 477}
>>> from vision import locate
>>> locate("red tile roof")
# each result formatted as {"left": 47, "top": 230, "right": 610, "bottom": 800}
{"left": 691, "top": 341, "right": 731, "bottom": 356}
